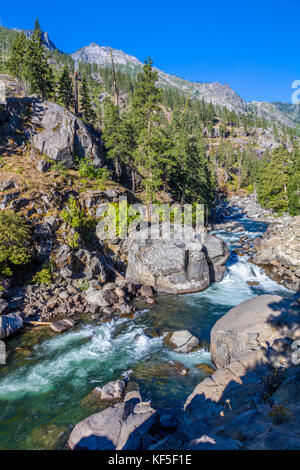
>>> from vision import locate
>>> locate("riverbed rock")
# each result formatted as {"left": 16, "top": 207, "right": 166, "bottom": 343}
{"left": 50, "top": 318, "right": 75, "bottom": 333}
{"left": 124, "top": 225, "right": 223, "bottom": 294}
{"left": 251, "top": 215, "right": 300, "bottom": 291}
{"left": 0, "top": 313, "right": 23, "bottom": 339}
{"left": 68, "top": 394, "right": 158, "bottom": 450}
{"left": 210, "top": 294, "right": 300, "bottom": 368}
{"left": 195, "top": 363, "right": 216, "bottom": 375}
{"left": 100, "top": 380, "right": 126, "bottom": 401}
{"left": 164, "top": 330, "right": 200, "bottom": 353}
{"left": 85, "top": 288, "right": 118, "bottom": 307}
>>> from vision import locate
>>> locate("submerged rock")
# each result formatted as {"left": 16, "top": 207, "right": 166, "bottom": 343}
{"left": 195, "top": 363, "right": 216, "bottom": 375}
{"left": 163, "top": 330, "right": 200, "bottom": 354}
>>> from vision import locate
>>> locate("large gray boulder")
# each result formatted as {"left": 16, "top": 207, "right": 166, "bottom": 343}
{"left": 0, "top": 313, "right": 24, "bottom": 339}
{"left": 68, "top": 393, "right": 158, "bottom": 450}
{"left": 211, "top": 294, "right": 300, "bottom": 368}
{"left": 124, "top": 226, "right": 228, "bottom": 294}
{"left": 85, "top": 288, "right": 117, "bottom": 307}
{"left": 6, "top": 97, "right": 105, "bottom": 168}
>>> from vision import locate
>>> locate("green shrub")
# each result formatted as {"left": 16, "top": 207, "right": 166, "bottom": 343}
{"left": 31, "top": 263, "right": 53, "bottom": 285}
{"left": 51, "top": 161, "right": 68, "bottom": 175}
{"left": 61, "top": 196, "right": 85, "bottom": 229}
{"left": 0, "top": 210, "right": 31, "bottom": 275}
{"left": 77, "top": 157, "right": 110, "bottom": 188}
{"left": 78, "top": 280, "right": 89, "bottom": 292}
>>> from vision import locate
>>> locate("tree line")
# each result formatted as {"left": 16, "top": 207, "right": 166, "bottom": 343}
{"left": 4, "top": 20, "right": 300, "bottom": 215}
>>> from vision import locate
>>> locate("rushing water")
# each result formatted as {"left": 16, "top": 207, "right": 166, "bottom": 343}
{"left": 0, "top": 213, "right": 292, "bottom": 450}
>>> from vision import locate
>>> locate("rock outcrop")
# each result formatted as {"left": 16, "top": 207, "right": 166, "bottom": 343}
{"left": 210, "top": 294, "right": 300, "bottom": 368}
{"left": 124, "top": 226, "right": 229, "bottom": 294}
{"left": 252, "top": 216, "right": 300, "bottom": 291}
{"left": 68, "top": 391, "right": 158, "bottom": 450}
{"left": 5, "top": 97, "right": 106, "bottom": 168}
{"left": 172, "top": 293, "right": 300, "bottom": 450}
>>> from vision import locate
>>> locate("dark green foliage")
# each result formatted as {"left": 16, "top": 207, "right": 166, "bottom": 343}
{"left": 287, "top": 144, "right": 300, "bottom": 215}
{"left": 58, "top": 64, "right": 74, "bottom": 109}
{"left": 25, "top": 19, "right": 54, "bottom": 99}
{"left": 80, "top": 74, "right": 96, "bottom": 123}
{"left": 102, "top": 98, "right": 135, "bottom": 181}
{"left": 7, "top": 31, "right": 28, "bottom": 80}
{"left": 0, "top": 211, "right": 31, "bottom": 275}
{"left": 257, "top": 146, "right": 292, "bottom": 213}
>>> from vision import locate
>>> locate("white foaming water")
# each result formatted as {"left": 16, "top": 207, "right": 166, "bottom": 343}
{"left": 166, "top": 349, "right": 212, "bottom": 369}
{"left": 0, "top": 319, "right": 162, "bottom": 400}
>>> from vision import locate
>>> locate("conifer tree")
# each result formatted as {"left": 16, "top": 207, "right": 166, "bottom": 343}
{"left": 25, "top": 19, "right": 54, "bottom": 99}
{"left": 80, "top": 74, "right": 95, "bottom": 123}
{"left": 258, "top": 146, "right": 291, "bottom": 213}
{"left": 7, "top": 31, "right": 28, "bottom": 81}
{"left": 287, "top": 143, "right": 300, "bottom": 215}
{"left": 130, "top": 58, "right": 167, "bottom": 201}
{"left": 102, "top": 98, "right": 135, "bottom": 182}
{"left": 58, "top": 64, "right": 74, "bottom": 110}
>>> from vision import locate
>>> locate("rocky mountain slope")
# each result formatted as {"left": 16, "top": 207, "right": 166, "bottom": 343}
{"left": 71, "top": 42, "right": 295, "bottom": 128}
{"left": 0, "top": 25, "right": 296, "bottom": 128}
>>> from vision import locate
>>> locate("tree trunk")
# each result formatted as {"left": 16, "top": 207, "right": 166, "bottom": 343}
{"left": 131, "top": 169, "right": 136, "bottom": 193}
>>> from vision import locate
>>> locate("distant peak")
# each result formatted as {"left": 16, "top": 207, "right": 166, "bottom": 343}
{"left": 89, "top": 42, "right": 100, "bottom": 47}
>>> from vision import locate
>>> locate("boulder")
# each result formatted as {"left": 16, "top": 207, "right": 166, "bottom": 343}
{"left": 50, "top": 318, "right": 75, "bottom": 333}
{"left": 37, "top": 159, "right": 50, "bottom": 173}
{"left": 0, "top": 313, "right": 23, "bottom": 339}
{"left": 124, "top": 225, "right": 229, "bottom": 294}
{"left": 0, "top": 180, "right": 17, "bottom": 191}
{"left": 33, "top": 223, "right": 53, "bottom": 262}
{"left": 6, "top": 97, "right": 106, "bottom": 168}
{"left": 100, "top": 380, "right": 126, "bottom": 401}
{"left": 210, "top": 294, "right": 299, "bottom": 368}
{"left": 0, "top": 299, "right": 8, "bottom": 315}
{"left": 68, "top": 395, "right": 158, "bottom": 450}
{"left": 85, "top": 288, "right": 117, "bottom": 307}
{"left": 164, "top": 330, "right": 200, "bottom": 353}
{"left": 124, "top": 225, "right": 210, "bottom": 294}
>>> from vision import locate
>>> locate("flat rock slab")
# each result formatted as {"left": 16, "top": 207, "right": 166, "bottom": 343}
{"left": 210, "top": 294, "right": 297, "bottom": 368}
{"left": 50, "top": 318, "right": 75, "bottom": 333}
{"left": 164, "top": 330, "right": 200, "bottom": 353}
{"left": 68, "top": 396, "right": 157, "bottom": 450}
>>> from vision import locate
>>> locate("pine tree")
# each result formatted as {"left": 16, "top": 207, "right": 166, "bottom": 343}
{"left": 102, "top": 98, "right": 135, "bottom": 182}
{"left": 7, "top": 31, "right": 28, "bottom": 81}
{"left": 258, "top": 146, "right": 291, "bottom": 213}
{"left": 288, "top": 143, "right": 300, "bottom": 215}
{"left": 131, "top": 57, "right": 163, "bottom": 135}
{"left": 25, "top": 19, "right": 54, "bottom": 99}
{"left": 169, "top": 112, "right": 214, "bottom": 206}
{"left": 80, "top": 74, "right": 95, "bottom": 123}
{"left": 130, "top": 58, "right": 166, "bottom": 202}
{"left": 58, "top": 64, "right": 74, "bottom": 110}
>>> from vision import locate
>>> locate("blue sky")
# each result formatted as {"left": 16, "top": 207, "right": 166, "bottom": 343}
{"left": 1, "top": 0, "right": 299, "bottom": 103}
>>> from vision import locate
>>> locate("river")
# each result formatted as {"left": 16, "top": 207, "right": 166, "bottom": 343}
{"left": 0, "top": 210, "right": 292, "bottom": 449}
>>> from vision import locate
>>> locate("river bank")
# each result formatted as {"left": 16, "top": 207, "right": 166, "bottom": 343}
{"left": 0, "top": 204, "right": 293, "bottom": 449}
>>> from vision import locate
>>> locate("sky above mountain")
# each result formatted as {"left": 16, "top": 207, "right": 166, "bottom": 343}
{"left": 1, "top": 0, "right": 299, "bottom": 103}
